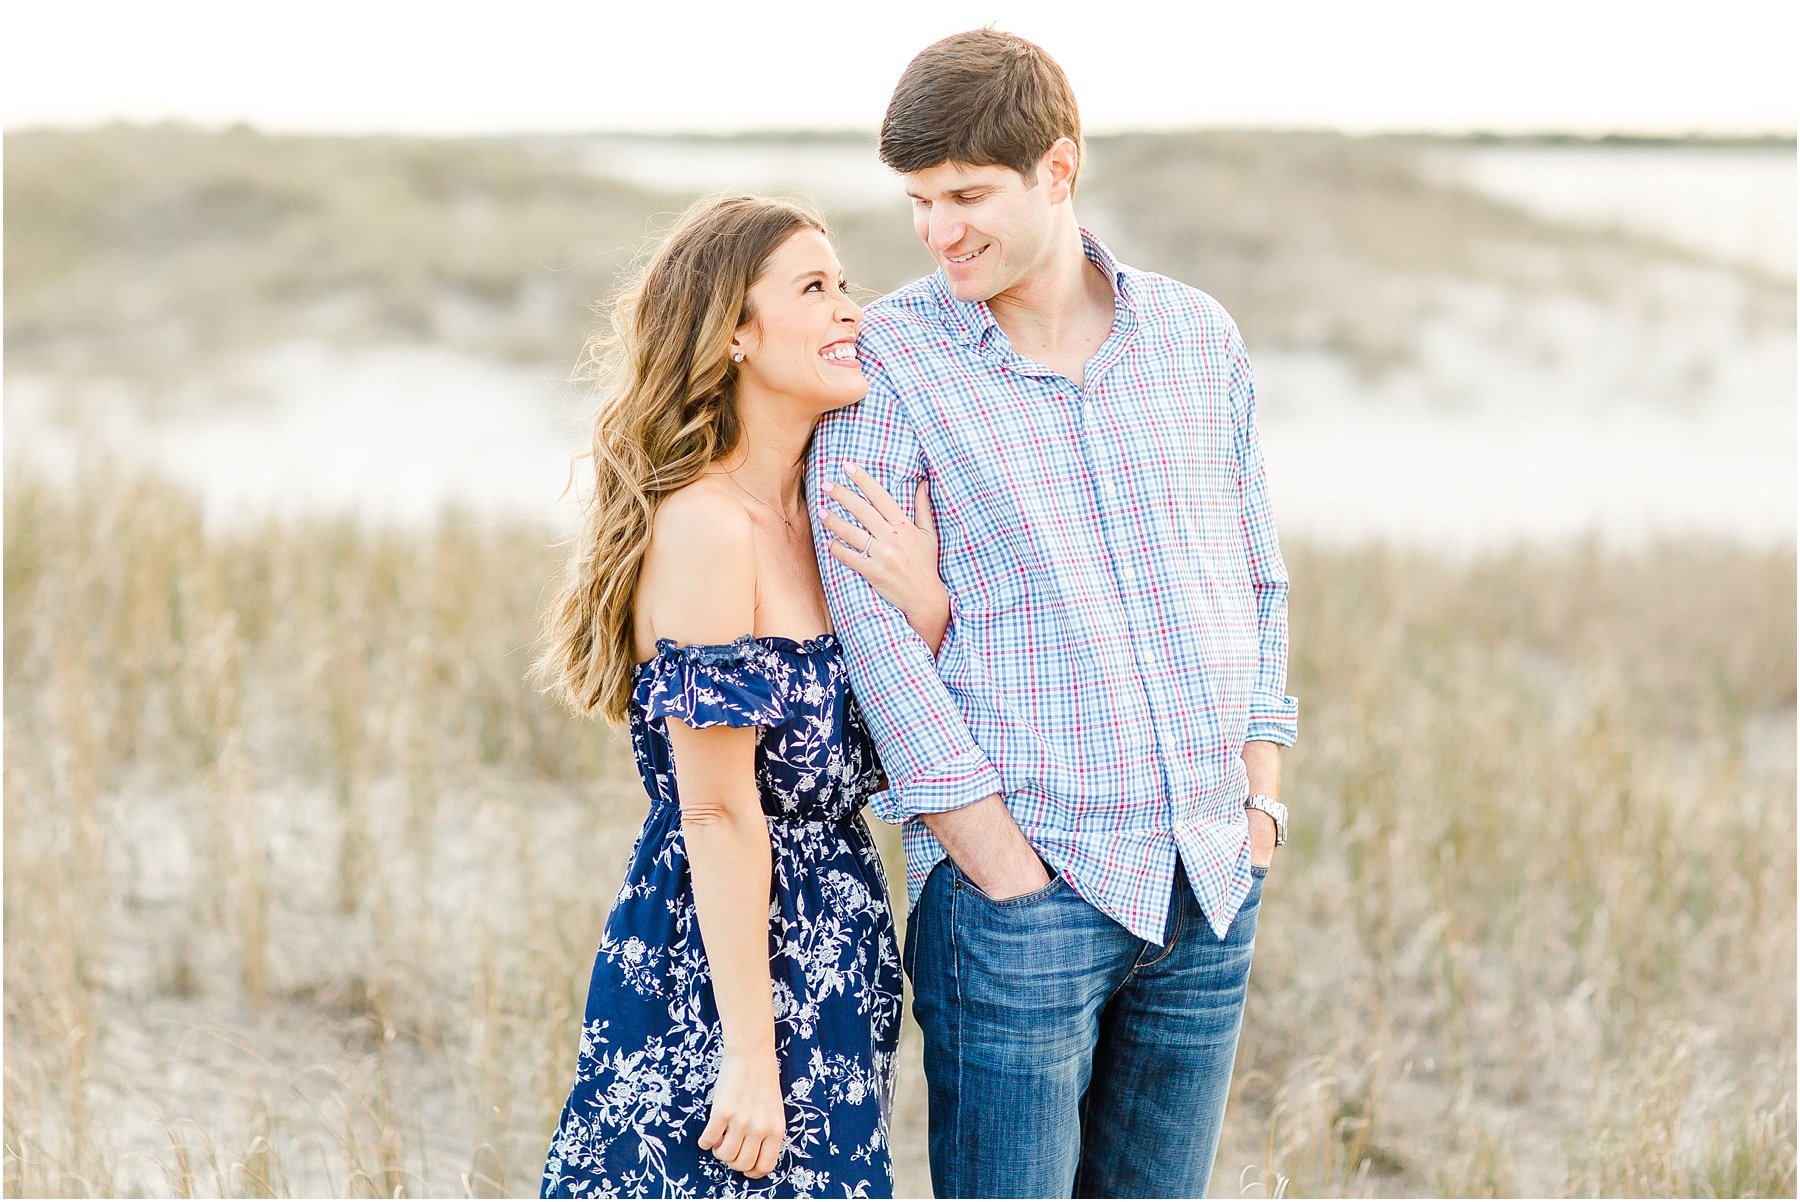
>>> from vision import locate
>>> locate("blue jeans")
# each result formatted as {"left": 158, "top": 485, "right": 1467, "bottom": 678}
{"left": 905, "top": 855, "right": 1264, "bottom": 1199}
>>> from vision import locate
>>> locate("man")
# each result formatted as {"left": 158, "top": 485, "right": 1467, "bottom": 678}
{"left": 809, "top": 28, "right": 1297, "bottom": 1199}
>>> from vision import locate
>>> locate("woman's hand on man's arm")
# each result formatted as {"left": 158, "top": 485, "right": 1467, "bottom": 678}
{"left": 820, "top": 463, "right": 950, "bottom": 653}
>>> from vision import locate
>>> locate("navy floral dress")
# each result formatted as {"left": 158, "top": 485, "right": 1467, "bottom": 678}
{"left": 542, "top": 634, "right": 901, "bottom": 1199}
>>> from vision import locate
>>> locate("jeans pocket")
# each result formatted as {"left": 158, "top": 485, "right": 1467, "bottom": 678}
{"left": 1251, "top": 864, "right": 1271, "bottom": 880}
{"left": 951, "top": 858, "right": 1068, "bottom": 910}
{"left": 903, "top": 900, "right": 919, "bottom": 980}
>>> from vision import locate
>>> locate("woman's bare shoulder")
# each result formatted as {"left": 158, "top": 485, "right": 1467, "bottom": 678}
{"left": 639, "top": 475, "right": 756, "bottom": 647}
{"left": 651, "top": 475, "right": 754, "bottom": 557}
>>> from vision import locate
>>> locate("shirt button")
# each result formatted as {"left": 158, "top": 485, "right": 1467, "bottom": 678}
{"left": 1101, "top": 481, "right": 1117, "bottom": 500}
{"left": 1121, "top": 565, "right": 1138, "bottom": 583}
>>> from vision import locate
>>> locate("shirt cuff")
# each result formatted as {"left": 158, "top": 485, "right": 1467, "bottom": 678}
{"left": 866, "top": 745, "right": 1004, "bottom": 825}
{"left": 1247, "top": 692, "right": 1300, "bottom": 748}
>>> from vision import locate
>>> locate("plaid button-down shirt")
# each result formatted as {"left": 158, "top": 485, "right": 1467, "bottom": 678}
{"left": 809, "top": 231, "right": 1298, "bottom": 943}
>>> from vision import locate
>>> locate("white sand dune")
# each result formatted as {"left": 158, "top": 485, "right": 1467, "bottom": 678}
{"left": 7, "top": 140, "right": 1793, "bottom": 548}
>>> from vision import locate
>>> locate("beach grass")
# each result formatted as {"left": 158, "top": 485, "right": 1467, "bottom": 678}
{"left": 4, "top": 465, "right": 1792, "bottom": 1197}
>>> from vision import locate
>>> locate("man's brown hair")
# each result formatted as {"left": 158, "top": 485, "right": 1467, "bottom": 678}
{"left": 879, "top": 28, "right": 1082, "bottom": 184}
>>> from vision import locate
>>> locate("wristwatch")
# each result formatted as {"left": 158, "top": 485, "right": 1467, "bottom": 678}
{"left": 1245, "top": 794, "right": 1288, "bottom": 846}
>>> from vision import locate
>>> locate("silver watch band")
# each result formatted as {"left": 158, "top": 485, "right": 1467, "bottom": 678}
{"left": 1245, "top": 793, "right": 1288, "bottom": 846}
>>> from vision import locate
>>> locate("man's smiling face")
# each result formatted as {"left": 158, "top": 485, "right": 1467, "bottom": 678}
{"left": 903, "top": 159, "right": 1059, "bottom": 304}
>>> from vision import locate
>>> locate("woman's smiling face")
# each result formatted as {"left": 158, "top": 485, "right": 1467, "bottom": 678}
{"left": 731, "top": 229, "right": 867, "bottom": 415}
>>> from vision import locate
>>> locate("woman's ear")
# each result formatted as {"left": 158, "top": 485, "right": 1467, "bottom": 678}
{"left": 730, "top": 319, "right": 761, "bottom": 366}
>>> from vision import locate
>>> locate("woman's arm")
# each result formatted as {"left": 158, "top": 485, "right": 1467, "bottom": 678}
{"left": 639, "top": 484, "right": 784, "bottom": 1180}
{"left": 820, "top": 466, "right": 950, "bottom": 652}
{"left": 666, "top": 723, "right": 782, "bottom": 1178}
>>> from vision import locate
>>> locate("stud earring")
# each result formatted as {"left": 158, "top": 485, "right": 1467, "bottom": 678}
{"left": 732, "top": 352, "right": 744, "bottom": 363}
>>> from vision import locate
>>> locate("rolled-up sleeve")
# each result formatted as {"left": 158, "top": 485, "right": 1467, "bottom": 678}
{"left": 810, "top": 360, "right": 1005, "bottom": 822}
{"left": 1227, "top": 323, "right": 1300, "bottom": 748}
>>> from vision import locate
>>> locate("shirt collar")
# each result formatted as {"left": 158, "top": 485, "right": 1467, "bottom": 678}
{"left": 931, "top": 227, "right": 1132, "bottom": 347}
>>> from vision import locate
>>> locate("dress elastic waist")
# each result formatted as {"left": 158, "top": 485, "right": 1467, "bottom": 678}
{"left": 648, "top": 801, "right": 862, "bottom": 829}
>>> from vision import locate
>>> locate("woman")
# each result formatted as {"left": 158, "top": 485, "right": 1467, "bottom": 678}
{"left": 536, "top": 195, "right": 946, "bottom": 1199}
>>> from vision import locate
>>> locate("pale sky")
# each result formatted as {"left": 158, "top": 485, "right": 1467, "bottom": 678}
{"left": 4, "top": 0, "right": 1795, "bottom": 136}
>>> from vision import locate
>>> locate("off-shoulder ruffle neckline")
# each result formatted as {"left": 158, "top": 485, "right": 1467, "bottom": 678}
{"left": 639, "top": 632, "right": 838, "bottom": 674}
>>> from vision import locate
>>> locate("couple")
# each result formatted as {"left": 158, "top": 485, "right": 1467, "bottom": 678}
{"left": 538, "top": 28, "right": 1298, "bottom": 1201}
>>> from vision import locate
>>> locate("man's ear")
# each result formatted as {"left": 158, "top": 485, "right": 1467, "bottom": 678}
{"left": 1040, "top": 136, "right": 1081, "bottom": 204}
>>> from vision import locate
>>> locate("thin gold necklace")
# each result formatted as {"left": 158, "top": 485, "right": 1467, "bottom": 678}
{"left": 727, "top": 470, "right": 801, "bottom": 529}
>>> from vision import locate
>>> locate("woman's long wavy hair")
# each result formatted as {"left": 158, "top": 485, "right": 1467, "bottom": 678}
{"left": 537, "top": 194, "right": 828, "bottom": 722}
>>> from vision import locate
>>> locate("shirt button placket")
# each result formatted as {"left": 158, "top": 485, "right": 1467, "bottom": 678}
{"left": 1082, "top": 394, "right": 1138, "bottom": 596}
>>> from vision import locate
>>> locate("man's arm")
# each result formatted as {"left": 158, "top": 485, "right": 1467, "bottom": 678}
{"left": 922, "top": 795, "right": 1049, "bottom": 898}
{"left": 811, "top": 363, "right": 1048, "bottom": 898}
{"left": 1227, "top": 321, "right": 1298, "bottom": 865}
{"left": 1243, "top": 740, "right": 1282, "bottom": 866}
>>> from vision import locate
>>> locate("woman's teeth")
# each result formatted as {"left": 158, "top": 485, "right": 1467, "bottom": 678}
{"left": 820, "top": 344, "right": 856, "bottom": 362}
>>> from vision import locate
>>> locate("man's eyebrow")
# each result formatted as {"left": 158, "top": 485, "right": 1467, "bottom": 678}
{"left": 905, "top": 186, "right": 987, "bottom": 201}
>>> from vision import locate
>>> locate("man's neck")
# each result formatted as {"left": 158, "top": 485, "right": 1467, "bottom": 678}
{"left": 984, "top": 216, "right": 1116, "bottom": 387}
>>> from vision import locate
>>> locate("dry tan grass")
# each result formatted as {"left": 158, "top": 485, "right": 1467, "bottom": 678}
{"left": 1220, "top": 542, "right": 1796, "bottom": 1197}
{"left": 4, "top": 466, "right": 632, "bottom": 1197}
{"left": 4, "top": 464, "right": 1792, "bottom": 1197}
